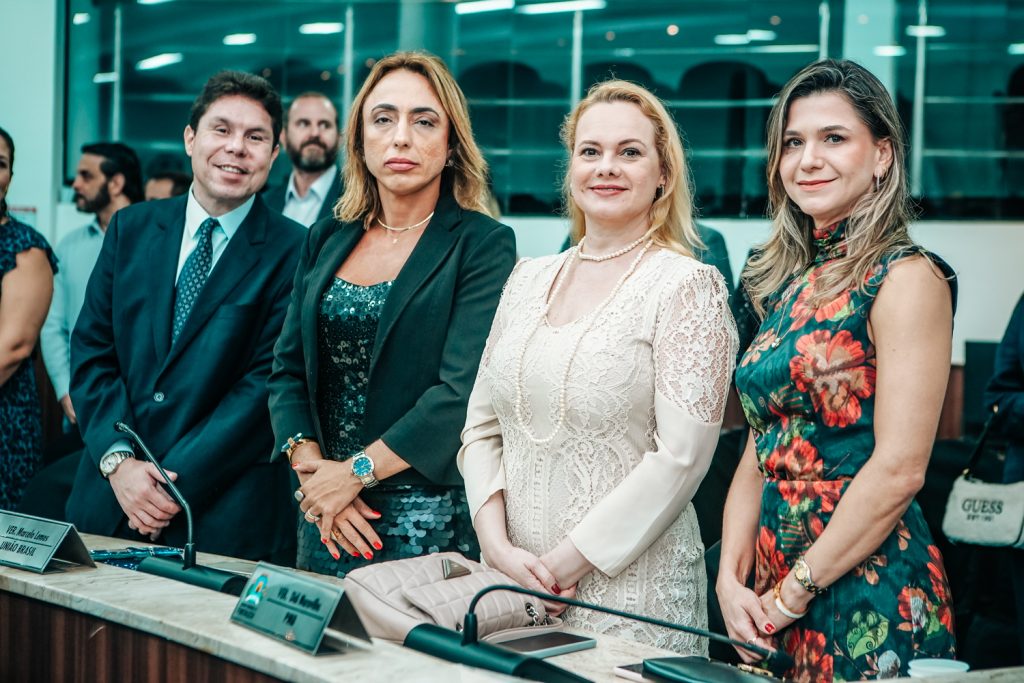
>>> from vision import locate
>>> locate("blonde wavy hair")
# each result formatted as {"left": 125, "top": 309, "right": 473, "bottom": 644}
{"left": 744, "top": 59, "right": 916, "bottom": 316}
{"left": 335, "top": 51, "right": 493, "bottom": 222}
{"left": 560, "top": 80, "right": 702, "bottom": 257}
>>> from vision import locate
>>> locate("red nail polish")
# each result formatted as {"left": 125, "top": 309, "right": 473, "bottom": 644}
{"left": 364, "top": 552, "right": 373, "bottom": 560}
{"left": 292, "top": 464, "right": 301, "bottom": 470}
{"left": 551, "top": 584, "right": 561, "bottom": 593}
{"left": 320, "top": 538, "right": 327, "bottom": 544}
{"left": 764, "top": 623, "right": 776, "bottom": 634}
{"left": 373, "top": 541, "right": 382, "bottom": 550}
{"left": 352, "top": 552, "right": 360, "bottom": 557}
{"left": 372, "top": 509, "right": 382, "bottom": 517}
{"left": 331, "top": 551, "right": 340, "bottom": 560}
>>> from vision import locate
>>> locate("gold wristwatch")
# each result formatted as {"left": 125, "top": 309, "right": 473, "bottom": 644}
{"left": 792, "top": 556, "right": 827, "bottom": 595}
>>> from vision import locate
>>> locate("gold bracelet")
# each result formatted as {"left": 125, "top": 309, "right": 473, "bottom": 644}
{"left": 282, "top": 434, "right": 315, "bottom": 464}
{"left": 774, "top": 580, "right": 807, "bottom": 620}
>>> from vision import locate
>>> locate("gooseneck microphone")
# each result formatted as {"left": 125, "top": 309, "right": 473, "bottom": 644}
{"left": 404, "top": 583, "right": 794, "bottom": 682}
{"left": 113, "top": 421, "right": 245, "bottom": 595}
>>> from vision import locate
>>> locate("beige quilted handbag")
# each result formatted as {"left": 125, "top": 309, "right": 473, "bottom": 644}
{"left": 342, "top": 552, "right": 563, "bottom": 643}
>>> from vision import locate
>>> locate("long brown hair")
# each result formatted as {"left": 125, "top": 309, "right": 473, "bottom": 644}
{"left": 745, "top": 59, "right": 915, "bottom": 315}
{"left": 560, "top": 80, "right": 702, "bottom": 257}
{"left": 335, "top": 51, "right": 492, "bottom": 222}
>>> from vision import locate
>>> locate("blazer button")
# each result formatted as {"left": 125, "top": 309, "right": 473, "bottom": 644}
{"left": 153, "top": 392, "right": 165, "bottom": 403}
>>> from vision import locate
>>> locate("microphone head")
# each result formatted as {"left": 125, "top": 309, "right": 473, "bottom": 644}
{"left": 114, "top": 421, "right": 129, "bottom": 433}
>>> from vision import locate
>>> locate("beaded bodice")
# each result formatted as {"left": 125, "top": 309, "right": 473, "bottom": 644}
{"left": 316, "top": 277, "right": 392, "bottom": 460}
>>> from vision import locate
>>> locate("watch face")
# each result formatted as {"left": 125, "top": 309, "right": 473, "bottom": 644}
{"left": 352, "top": 455, "right": 373, "bottom": 477}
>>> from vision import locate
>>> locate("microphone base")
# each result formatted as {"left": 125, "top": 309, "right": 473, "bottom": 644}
{"left": 405, "top": 624, "right": 589, "bottom": 683}
{"left": 137, "top": 556, "right": 246, "bottom": 596}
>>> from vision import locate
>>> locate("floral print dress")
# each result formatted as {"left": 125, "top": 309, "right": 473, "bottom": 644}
{"left": 734, "top": 222, "right": 957, "bottom": 682}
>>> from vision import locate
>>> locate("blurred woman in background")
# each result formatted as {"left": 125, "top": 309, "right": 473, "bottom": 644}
{"left": 0, "top": 125, "right": 58, "bottom": 510}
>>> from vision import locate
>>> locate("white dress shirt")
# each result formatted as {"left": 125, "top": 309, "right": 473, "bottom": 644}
{"left": 281, "top": 165, "right": 337, "bottom": 226}
{"left": 175, "top": 186, "right": 254, "bottom": 281}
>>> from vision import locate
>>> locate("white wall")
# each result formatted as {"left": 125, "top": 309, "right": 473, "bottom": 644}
{"left": 504, "top": 216, "right": 1024, "bottom": 364}
{"left": 0, "top": 0, "right": 64, "bottom": 243}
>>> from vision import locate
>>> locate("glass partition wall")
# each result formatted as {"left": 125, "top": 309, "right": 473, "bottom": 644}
{"left": 66, "top": 0, "right": 1024, "bottom": 218}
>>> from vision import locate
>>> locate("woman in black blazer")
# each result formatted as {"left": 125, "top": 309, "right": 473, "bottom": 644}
{"left": 268, "top": 52, "right": 516, "bottom": 575}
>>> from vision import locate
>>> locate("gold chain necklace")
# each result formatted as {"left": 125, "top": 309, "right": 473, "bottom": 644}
{"left": 376, "top": 211, "right": 435, "bottom": 244}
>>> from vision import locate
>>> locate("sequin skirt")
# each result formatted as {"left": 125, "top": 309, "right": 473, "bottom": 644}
{"left": 296, "top": 484, "right": 480, "bottom": 577}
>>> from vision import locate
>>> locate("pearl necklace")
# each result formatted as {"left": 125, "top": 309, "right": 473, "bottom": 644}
{"left": 377, "top": 211, "right": 435, "bottom": 244}
{"left": 577, "top": 227, "right": 655, "bottom": 262}
{"left": 512, "top": 240, "right": 653, "bottom": 445}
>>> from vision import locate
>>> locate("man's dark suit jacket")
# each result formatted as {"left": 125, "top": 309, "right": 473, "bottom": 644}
{"left": 67, "top": 194, "right": 305, "bottom": 561}
{"left": 268, "top": 187, "right": 516, "bottom": 486}
{"left": 263, "top": 171, "right": 342, "bottom": 225}
{"left": 986, "top": 293, "right": 1024, "bottom": 483}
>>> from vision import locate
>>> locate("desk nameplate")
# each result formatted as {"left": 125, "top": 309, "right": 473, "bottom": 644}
{"left": 230, "top": 562, "right": 370, "bottom": 654}
{"left": 0, "top": 510, "right": 95, "bottom": 573}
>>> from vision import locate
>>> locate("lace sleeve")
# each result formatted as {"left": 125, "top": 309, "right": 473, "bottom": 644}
{"left": 653, "top": 264, "right": 738, "bottom": 423}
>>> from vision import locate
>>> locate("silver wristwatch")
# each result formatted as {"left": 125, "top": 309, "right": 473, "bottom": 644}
{"left": 100, "top": 450, "right": 135, "bottom": 479}
{"left": 350, "top": 451, "right": 378, "bottom": 488}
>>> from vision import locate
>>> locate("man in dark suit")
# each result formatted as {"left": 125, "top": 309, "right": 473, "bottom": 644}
{"left": 985, "top": 293, "right": 1024, "bottom": 661}
{"left": 263, "top": 91, "right": 342, "bottom": 226}
{"left": 66, "top": 71, "right": 305, "bottom": 563}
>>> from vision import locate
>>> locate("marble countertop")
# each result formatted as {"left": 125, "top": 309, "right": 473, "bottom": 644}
{"left": 2, "top": 534, "right": 1020, "bottom": 683}
{"left": 0, "top": 534, "right": 672, "bottom": 683}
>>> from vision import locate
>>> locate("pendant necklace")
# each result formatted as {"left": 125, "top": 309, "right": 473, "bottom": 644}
{"left": 377, "top": 211, "right": 435, "bottom": 244}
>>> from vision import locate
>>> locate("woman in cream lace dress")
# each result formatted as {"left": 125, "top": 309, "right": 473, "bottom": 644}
{"left": 458, "top": 81, "right": 737, "bottom": 652}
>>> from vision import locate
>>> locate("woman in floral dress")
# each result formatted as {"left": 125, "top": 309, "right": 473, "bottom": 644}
{"left": 717, "top": 60, "right": 958, "bottom": 681}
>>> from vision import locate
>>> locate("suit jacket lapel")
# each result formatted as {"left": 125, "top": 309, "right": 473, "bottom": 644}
{"left": 370, "top": 193, "right": 461, "bottom": 377}
{"left": 162, "top": 198, "right": 266, "bottom": 368}
{"left": 150, "top": 197, "right": 187, "bottom": 365}
{"left": 302, "top": 220, "right": 363, "bottom": 400}
{"left": 316, "top": 173, "right": 342, "bottom": 223}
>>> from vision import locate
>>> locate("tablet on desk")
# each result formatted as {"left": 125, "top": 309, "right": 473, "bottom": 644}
{"left": 495, "top": 631, "right": 597, "bottom": 659}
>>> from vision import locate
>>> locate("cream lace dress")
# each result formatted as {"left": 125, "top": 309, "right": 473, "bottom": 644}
{"left": 458, "top": 247, "right": 738, "bottom": 653}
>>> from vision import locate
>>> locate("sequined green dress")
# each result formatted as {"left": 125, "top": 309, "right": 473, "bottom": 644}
{"left": 734, "top": 222, "right": 957, "bottom": 682}
{"left": 296, "top": 277, "right": 478, "bottom": 576}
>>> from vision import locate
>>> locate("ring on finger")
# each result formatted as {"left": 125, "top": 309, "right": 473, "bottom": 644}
{"left": 294, "top": 489, "right": 305, "bottom": 503}
{"left": 304, "top": 511, "right": 322, "bottom": 523}
{"left": 746, "top": 638, "right": 757, "bottom": 645}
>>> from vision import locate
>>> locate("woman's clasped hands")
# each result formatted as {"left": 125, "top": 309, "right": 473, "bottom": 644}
{"left": 292, "top": 451, "right": 382, "bottom": 562}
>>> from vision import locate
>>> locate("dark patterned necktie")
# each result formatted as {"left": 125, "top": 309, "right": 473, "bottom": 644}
{"left": 172, "top": 217, "right": 218, "bottom": 342}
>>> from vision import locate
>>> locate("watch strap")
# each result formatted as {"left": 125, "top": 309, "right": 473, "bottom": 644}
{"left": 793, "top": 556, "right": 827, "bottom": 595}
{"left": 100, "top": 450, "right": 134, "bottom": 478}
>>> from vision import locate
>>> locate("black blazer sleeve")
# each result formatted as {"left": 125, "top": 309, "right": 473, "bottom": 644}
{"left": 380, "top": 222, "right": 516, "bottom": 483}
{"left": 268, "top": 220, "right": 332, "bottom": 446}
{"left": 985, "top": 293, "right": 1024, "bottom": 437}
{"left": 70, "top": 212, "right": 137, "bottom": 463}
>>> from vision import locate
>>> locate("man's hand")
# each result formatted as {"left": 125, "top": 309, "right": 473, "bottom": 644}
{"left": 108, "top": 459, "right": 181, "bottom": 539}
{"left": 59, "top": 394, "right": 77, "bottom": 424}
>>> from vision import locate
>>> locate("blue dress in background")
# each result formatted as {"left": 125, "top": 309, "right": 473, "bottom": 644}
{"left": 0, "top": 218, "right": 57, "bottom": 510}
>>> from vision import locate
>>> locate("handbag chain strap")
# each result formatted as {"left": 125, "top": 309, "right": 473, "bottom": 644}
{"left": 962, "top": 404, "right": 1000, "bottom": 478}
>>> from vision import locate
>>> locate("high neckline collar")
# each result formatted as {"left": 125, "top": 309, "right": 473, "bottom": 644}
{"left": 812, "top": 219, "right": 848, "bottom": 262}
